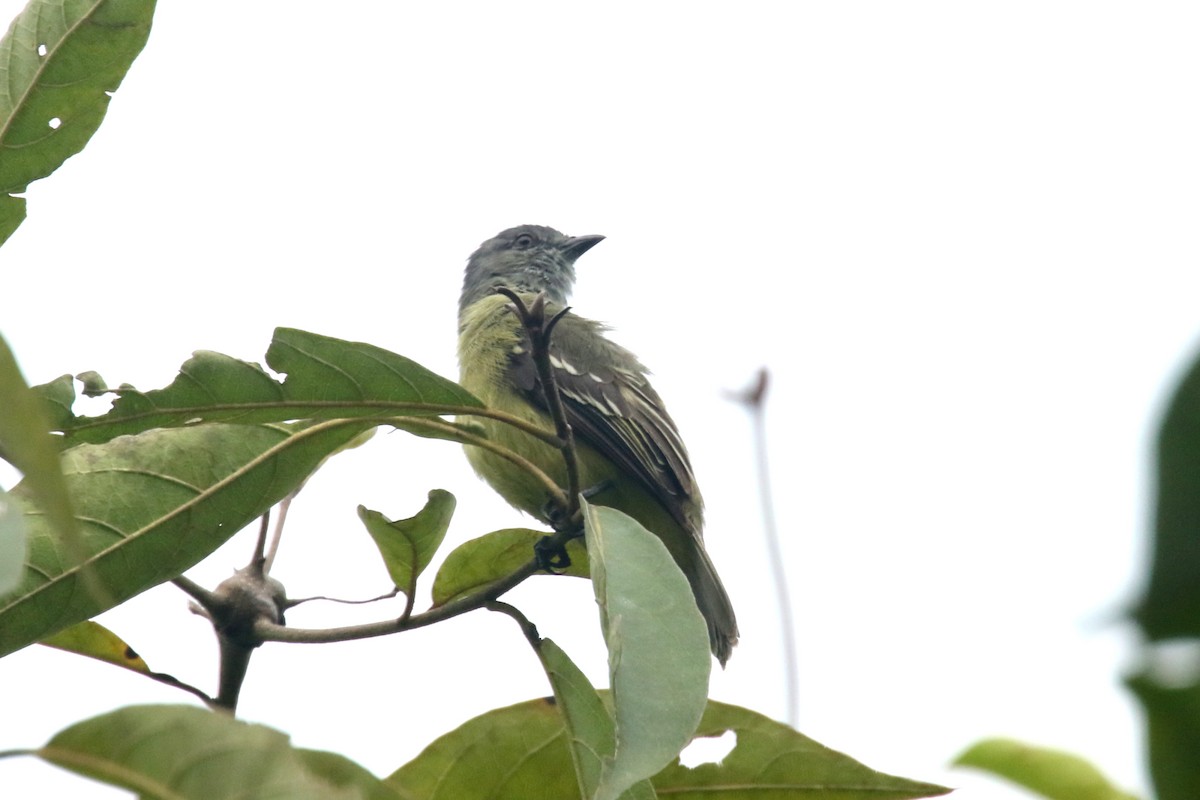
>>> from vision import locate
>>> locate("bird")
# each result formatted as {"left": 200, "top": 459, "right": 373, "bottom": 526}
{"left": 456, "top": 224, "right": 738, "bottom": 664}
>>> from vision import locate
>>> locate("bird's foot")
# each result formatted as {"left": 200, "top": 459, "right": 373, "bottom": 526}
{"left": 534, "top": 535, "right": 573, "bottom": 572}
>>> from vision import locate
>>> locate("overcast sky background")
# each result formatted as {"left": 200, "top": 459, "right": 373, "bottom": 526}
{"left": 3, "top": 2, "right": 1199, "bottom": 797}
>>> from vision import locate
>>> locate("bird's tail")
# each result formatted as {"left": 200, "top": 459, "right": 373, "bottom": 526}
{"left": 684, "top": 543, "right": 739, "bottom": 667}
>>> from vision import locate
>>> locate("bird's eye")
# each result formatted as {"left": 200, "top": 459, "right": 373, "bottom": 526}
{"left": 513, "top": 233, "right": 535, "bottom": 249}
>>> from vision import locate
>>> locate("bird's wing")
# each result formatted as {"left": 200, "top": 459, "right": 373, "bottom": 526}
{"left": 509, "top": 313, "right": 701, "bottom": 532}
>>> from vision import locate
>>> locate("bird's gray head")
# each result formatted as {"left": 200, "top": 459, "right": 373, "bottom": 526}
{"left": 459, "top": 225, "right": 605, "bottom": 318}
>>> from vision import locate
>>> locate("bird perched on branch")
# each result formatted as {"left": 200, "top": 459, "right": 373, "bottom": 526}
{"left": 456, "top": 224, "right": 738, "bottom": 664}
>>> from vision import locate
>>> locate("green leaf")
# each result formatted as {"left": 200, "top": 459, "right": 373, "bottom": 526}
{"left": 0, "top": 419, "right": 371, "bottom": 657}
{"left": 1126, "top": 667, "right": 1200, "bottom": 800}
{"left": 58, "top": 327, "right": 482, "bottom": 444}
{"left": 431, "top": 528, "right": 588, "bottom": 606}
{"left": 582, "top": 501, "right": 710, "bottom": 800}
{"left": 39, "top": 619, "right": 149, "bottom": 674}
{"left": 536, "top": 638, "right": 655, "bottom": 800}
{"left": 1134, "top": 347, "right": 1200, "bottom": 641}
{"left": 0, "top": 333, "right": 79, "bottom": 554}
{"left": 0, "top": 485, "right": 27, "bottom": 593}
{"left": 387, "top": 694, "right": 949, "bottom": 800}
{"left": 656, "top": 700, "right": 952, "bottom": 799}
{"left": 38, "top": 704, "right": 399, "bottom": 799}
{"left": 387, "top": 697, "right": 582, "bottom": 800}
{"left": 0, "top": 0, "right": 156, "bottom": 244}
{"left": 953, "top": 738, "right": 1138, "bottom": 800}
{"left": 358, "top": 490, "right": 456, "bottom": 597}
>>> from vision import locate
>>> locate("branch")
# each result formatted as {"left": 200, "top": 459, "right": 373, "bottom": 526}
{"left": 251, "top": 523, "right": 581, "bottom": 645}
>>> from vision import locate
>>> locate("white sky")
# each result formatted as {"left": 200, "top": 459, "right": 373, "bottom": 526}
{"left": 3, "top": 2, "right": 1199, "bottom": 798}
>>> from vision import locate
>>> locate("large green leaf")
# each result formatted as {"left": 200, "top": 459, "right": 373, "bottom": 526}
{"left": 0, "top": 419, "right": 370, "bottom": 657}
{"left": 430, "top": 527, "right": 588, "bottom": 606}
{"left": 358, "top": 489, "right": 456, "bottom": 599}
{"left": 0, "top": 0, "right": 156, "bottom": 244}
{"left": 56, "top": 327, "right": 482, "bottom": 444}
{"left": 37, "top": 704, "right": 403, "bottom": 799}
{"left": 582, "top": 501, "right": 710, "bottom": 800}
{"left": 387, "top": 695, "right": 949, "bottom": 800}
{"left": 953, "top": 738, "right": 1138, "bottom": 800}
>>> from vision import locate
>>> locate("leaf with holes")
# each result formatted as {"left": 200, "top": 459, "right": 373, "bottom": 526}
{"left": 0, "top": 0, "right": 157, "bottom": 244}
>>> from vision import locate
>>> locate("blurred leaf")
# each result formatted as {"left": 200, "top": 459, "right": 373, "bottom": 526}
{"left": 536, "top": 637, "right": 655, "bottom": 800}
{"left": 387, "top": 695, "right": 949, "bottom": 800}
{"left": 1134, "top": 347, "right": 1200, "bottom": 640}
{"left": 0, "top": 333, "right": 79, "bottom": 552}
{"left": 0, "top": 485, "right": 27, "bottom": 593}
{"left": 0, "top": 0, "right": 156, "bottom": 245}
{"left": 431, "top": 528, "right": 588, "bottom": 606}
{"left": 0, "top": 419, "right": 370, "bottom": 657}
{"left": 40, "top": 619, "right": 149, "bottom": 674}
{"left": 582, "top": 501, "right": 709, "bottom": 800}
{"left": 58, "top": 327, "right": 482, "bottom": 444}
{"left": 38, "top": 704, "right": 400, "bottom": 799}
{"left": 953, "top": 738, "right": 1138, "bottom": 800}
{"left": 1127, "top": 668, "right": 1200, "bottom": 800}
{"left": 358, "top": 490, "right": 456, "bottom": 597}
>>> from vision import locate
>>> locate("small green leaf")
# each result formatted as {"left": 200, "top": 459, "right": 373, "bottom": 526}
{"left": 38, "top": 704, "right": 398, "bottom": 799}
{"left": 358, "top": 490, "right": 456, "bottom": 596}
{"left": 387, "top": 694, "right": 949, "bottom": 800}
{"left": 40, "top": 619, "right": 149, "bottom": 674}
{"left": 0, "top": 0, "right": 156, "bottom": 244}
{"left": 536, "top": 638, "right": 655, "bottom": 800}
{"left": 431, "top": 528, "right": 588, "bottom": 606}
{"left": 583, "top": 501, "right": 709, "bottom": 800}
{"left": 953, "top": 738, "right": 1138, "bottom": 800}
{"left": 59, "top": 328, "right": 482, "bottom": 444}
{"left": 0, "top": 419, "right": 371, "bottom": 657}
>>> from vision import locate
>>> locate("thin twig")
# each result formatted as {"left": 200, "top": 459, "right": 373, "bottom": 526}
{"left": 729, "top": 368, "right": 798, "bottom": 727}
{"left": 251, "top": 522, "right": 588, "bottom": 645}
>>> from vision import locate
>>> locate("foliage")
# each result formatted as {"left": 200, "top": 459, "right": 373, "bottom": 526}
{"left": 0, "top": 0, "right": 1188, "bottom": 797}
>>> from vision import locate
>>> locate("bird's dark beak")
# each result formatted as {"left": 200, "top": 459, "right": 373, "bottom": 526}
{"left": 563, "top": 234, "right": 605, "bottom": 261}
